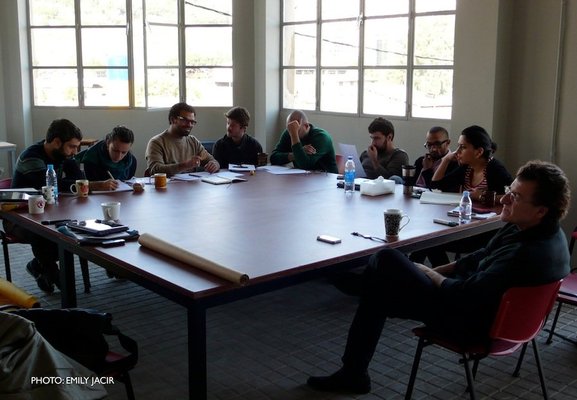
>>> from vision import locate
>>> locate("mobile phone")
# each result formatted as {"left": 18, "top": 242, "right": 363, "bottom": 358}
{"left": 101, "top": 239, "right": 126, "bottom": 248}
{"left": 317, "top": 235, "right": 341, "bottom": 244}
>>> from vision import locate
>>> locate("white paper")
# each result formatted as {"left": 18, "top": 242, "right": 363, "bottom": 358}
{"left": 91, "top": 180, "right": 134, "bottom": 194}
{"left": 419, "top": 191, "right": 462, "bottom": 205}
{"left": 171, "top": 173, "right": 201, "bottom": 182}
{"left": 260, "top": 165, "right": 309, "bottom": 175}
{"left": 191, "top": 171, "right": 244, "bottom": 179}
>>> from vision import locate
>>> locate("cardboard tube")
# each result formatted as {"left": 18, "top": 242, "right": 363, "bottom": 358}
{"left": 138, "top": 233, "right": 249, "bottom": 285}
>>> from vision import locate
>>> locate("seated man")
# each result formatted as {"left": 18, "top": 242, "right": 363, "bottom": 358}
{"left": 213, "top": 106, "right": 263, "bottom": 168}
{"left": 414, "top": 126, "right": 458, "bottom": 189}
{"left": 5, "top": 119, "right": 84, "bottom": 293}
{"left": 270, "top": 110, "right": 338, "bottom": 173}
{"left": 145, "top": 102, "right": 220, "bottom": 176}
{"left": 360, "top": 117, "right": 409, "bottom": 179}
{"left": 75, "top": 125, "right": 137, "bottom": 190}
{"left": 308, "top": 160, "right": 570, "bottom": 394}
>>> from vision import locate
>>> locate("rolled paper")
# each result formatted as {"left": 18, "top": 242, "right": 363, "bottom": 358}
{"left": 0, "top": 278, "right": 40, "bottom": 308}
{"left": 138, "top": 233, "right": 249, "bottom": 285}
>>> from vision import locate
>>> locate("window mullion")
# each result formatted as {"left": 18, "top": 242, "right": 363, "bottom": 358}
{"left": 75, "top": 0, "right": 84, "bottom": 107}
{"left": 315, "top": 1, "right": 322, "bottom": 111}
{"left": 406, "top": 0, "right": 416, "bottom": 119}
{"left": 178, "top": 0, "right": 186, "bottom": 103}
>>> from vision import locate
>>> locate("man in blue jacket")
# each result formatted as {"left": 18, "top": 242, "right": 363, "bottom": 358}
{"left": 308, "top": 160, "right": 571, "bottom": 394}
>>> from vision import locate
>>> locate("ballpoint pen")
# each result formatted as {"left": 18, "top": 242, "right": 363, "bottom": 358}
{"left": 107, "top": 171, "right": 115, "bottom": 180}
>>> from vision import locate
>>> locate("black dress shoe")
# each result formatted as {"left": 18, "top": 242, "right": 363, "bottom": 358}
{"left": 307, "top": 368, "right": 371, "bottom": 394}
{"left": 26, "top": 259, "right": 55, "bottom": 294}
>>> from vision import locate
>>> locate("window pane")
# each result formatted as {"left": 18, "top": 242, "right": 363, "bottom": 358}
{"left": 146, "top": 0, "right": 178, "bottom": 24}
{"left": 29, "top": 0, "right": 75, "bottom": 26}
{"left": 185, "top": 0, "right": 232, "bottom": 25}
{"left": 185, "top": 27, "right": 232, "bottom": 66}
{"left": 284, "top": 0, "right": 316, "bottom": 22}
{"left": 364, "top": 18, "right": 408, "bottom": 66}
{"left": 80, "top": 0, "right": 127, "bottom": 25}
{"left": 31, "top": 28, "right": 76, "bottom": 66}
{"left": 33, "top": 69, "right": 78, "bottom": 106}
{"left": 321, "top": 21, "right": 359, "bottom": 67}
{"left": 363, "top": 69, "right": 406, "bottom": 116}
{"left": 365, "top": 0, "right": 408, "bottom": 16}
{"left": 283, "top": 24, "right": 316, "bottom": 66}
{"left": 147, "top": 68, "right": 180, "bottom": 108}
{"left": 84, "top": 68, "right": 129, "bottom": 106}
{"left": 82, "top": 28, "right": 127, "bottom": 67}
{"left": 414, "top": 15, "right": 455, "bottom": 66}
{"left": 283, "top": 69, "right": 316, "bottom": 110}
{"left": 321, "top": 0, "right": 359, "bottom": 20}
{"left": 185, "top": 68, "right": 232, "bottom": 107}
{"left": 412, "top": 69, "right": 452, "bottom": 119}
{"left": 147, "top": 25, "right": 179, "bottom": 66}
{"left": 415, "top": 0, "right": 456, "bottom": 13}
{"left": 320, "top": 69, "right": 357, "bottom": 113}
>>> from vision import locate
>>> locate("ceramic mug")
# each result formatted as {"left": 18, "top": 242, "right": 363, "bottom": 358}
{"left": 70, "top": 179, "right": 90, "bottom": 197}
{"left": 28, "top": 195, "right": 46, "bottom": 214}
{"left": 101, "top": 201, "right": 121, "bottom": 222}
{"left": 384, "top": 208, "right": 410, "bottom": 238}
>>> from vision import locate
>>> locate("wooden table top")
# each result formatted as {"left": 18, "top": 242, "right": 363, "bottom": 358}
{"left": 1, "top": 172, "right": 503, "bottom": 303}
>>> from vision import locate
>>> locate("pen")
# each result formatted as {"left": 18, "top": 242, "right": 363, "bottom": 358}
{"left": 433, "top": 218, "right": 459, "bottom": 227}
{"left": 232, "top": 165, "right": 248, "bottom": 168}
{"left": 107, "top": 171, "right": 115, "bottom": 180}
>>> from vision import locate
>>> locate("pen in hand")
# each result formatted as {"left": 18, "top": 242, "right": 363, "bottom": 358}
{"left": 107, "top": 171, "right": 115, "bottom": 180}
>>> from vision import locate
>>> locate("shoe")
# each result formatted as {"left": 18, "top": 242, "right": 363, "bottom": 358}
{"left": 26, "top": 259, "right": 55, "bottom": 294}
{"left": 307, "top": 368, "right": 371, "bottom": 394}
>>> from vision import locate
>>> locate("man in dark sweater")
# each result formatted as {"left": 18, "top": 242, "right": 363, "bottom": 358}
{"left": 308, "top": 160, "right": 571, "bottom": 394}
{"left": 6, "top": 119, "right": 83, "bottom": 293}
{"left": 212, "top": 106, "right": 263, "bottom": 168}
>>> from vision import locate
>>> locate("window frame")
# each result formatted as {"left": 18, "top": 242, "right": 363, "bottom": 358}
{"left": 26, "top": 0, "right": 233, "bottom": 109}
{"left": 281, "top": 1, "right": 456, "bottom": 120}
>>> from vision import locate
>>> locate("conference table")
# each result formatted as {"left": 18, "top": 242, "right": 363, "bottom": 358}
{"left": 0, "top": 171, "right": 503, "bottom": 399}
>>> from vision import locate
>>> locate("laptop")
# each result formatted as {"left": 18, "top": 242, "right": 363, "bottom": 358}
{"left": 337, "top": 143, "right": 368, "bottom": 178}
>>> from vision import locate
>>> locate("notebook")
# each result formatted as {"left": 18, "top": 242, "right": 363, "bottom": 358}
{"left": 0, "top": 191, "right": 35, "bottom": 202}
{"left": 337, "top": 143, "right": 368, "bottom": 178}
{"left": 66, "top": 219, "right": 129, "bottom": 236}
{"left": 201, "top": 175, "right": 247, "bottom": 185}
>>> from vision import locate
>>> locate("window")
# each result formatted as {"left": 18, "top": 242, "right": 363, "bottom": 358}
{"left": 282, "top": 0, "right": 455, "bottom": 119}
{"left": 28, "top": 0, "right": 232, "bottom": 108}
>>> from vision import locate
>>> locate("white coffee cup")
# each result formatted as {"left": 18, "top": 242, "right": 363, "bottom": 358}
{"left": 101, "top": 201, "right": 121, "bottom": 222}
{"left": 384, "top": 208, "right": 410, "bottom": 238}
{"left": 42, "top": 185, "right": 55, "bottom": 204}
{"left": 28, "top": 195, "right": 46, "bottom": 214}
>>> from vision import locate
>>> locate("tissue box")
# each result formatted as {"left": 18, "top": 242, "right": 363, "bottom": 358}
{"left": 360, "top": 177, "right": 395, "bottom": 196}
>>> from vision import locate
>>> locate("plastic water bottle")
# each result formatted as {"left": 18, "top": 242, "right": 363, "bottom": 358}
{"left": 46, "top": 164, "right": 58, "bottom": 202}
{"left": 344, "top": 156, "right": 355, "bottom": 194}
{"left": 459, "top": 190, "right": 472, "bottom": 224}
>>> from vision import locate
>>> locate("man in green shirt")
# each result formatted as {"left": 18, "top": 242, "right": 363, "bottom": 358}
{"left": 270, "top": 110, "right": 338, "bottom": 173}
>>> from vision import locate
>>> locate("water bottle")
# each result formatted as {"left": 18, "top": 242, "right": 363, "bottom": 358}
{"left": 46, "top": 164, "right": 58, "bottom": 202}
{"left": 344, "top": 156, "right": 355, "bottom": 194}
{"left": 459, "top": 190, "right": 472, "bottom": 224}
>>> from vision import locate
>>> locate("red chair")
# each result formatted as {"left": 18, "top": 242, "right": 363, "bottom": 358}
{"left": 545, "top": 226, "right": 577, "bottom": 345}
{"left": 0, "top": 178, "right": 91, "bottom": 292}
{"left": 405, "top": 280, "right": 562, "bottom": 400}
{"left": 546, "top": 269, "right": 577, "bottom": 345}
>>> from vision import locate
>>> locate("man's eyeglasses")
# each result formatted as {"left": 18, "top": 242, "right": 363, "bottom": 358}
{"left": 176, "top": 116, "right": 197, "bottom": 126}
{"left": 504, "top": 186, "right": 533, "bottom": 204}
{"left": 351, "top": 232, "right": 387, "bottom": 243}
{"left": 423, "top": 140, "right": 448, "bottom": 149}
